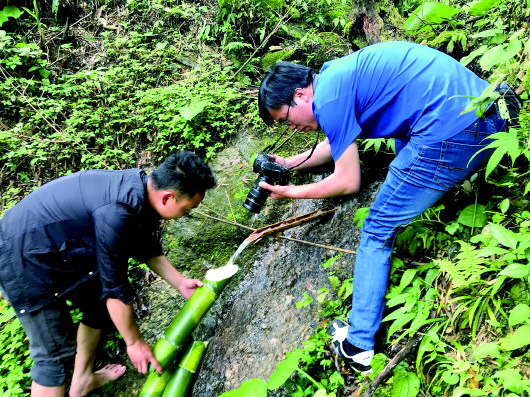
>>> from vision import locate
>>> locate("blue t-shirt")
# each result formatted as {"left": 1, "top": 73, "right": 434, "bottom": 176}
{"left": 313, "top": 41, "right": 489, "bottom": 161}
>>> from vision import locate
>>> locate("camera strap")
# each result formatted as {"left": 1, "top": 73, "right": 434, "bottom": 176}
{"left": 287, "top": 129, "right": 321, "bottom": 171}
{"left": 263, "top": 126, "right": 294, "bottom": 153}
{"left": 263, "top": 127, "right": 321, "bottom": 171}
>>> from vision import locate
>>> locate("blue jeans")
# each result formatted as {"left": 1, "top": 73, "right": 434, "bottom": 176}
{"left": 347, "top": 110, "right": 506, "bottom": 350}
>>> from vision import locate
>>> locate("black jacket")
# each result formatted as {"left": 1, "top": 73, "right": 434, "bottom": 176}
{"left": 0, "top": 169, "right": 162, "bottom": 316}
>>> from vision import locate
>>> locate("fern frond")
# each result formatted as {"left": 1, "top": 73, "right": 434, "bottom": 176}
{"left": 435, "top": 241, "right": 488, "bottom": 288}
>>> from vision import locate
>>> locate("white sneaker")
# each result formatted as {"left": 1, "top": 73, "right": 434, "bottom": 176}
{"left": 328, "top": 319, "right": 373, "bottom": 375}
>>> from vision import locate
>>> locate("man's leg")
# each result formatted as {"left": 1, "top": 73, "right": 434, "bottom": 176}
{"left": 347, "top": 113, "right": 506, "bottom": 351}
{"left": 68, "top": 278, "right": 125, "bottom": 397}
{"left": 31, "top": 383, "right": 65, "bottom": 397}
{"left": 13, "top": 303, "right": 77, "bottom": 397}
{"left": 69, "top": 323, "right": 125, "bottom": 397}
{"left": 348, "top": 163, "right": 447, "bottom": 350}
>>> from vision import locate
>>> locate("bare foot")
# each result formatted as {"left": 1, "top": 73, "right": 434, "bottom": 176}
{"left": 69, "top": 364, "right": 126, "bottom": 397}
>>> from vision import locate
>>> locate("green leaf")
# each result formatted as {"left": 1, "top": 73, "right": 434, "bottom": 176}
{"left": 371, "top": 353, "right": 388, "bottom": 377}
{"left": 500, "top": 325, "right": 530, "bottom": 350}
{"left": 386, "top": 291, "right": 412, "bottom": 308}
{"left": 267, "top": 349, "right": 303, "bottom": 390}
{"left": 453, "top": 387, "right": 488, "bottom": 396}
{"left": 485, "top": 129, "right": 520, "bottom": 178}
{"left": 457, "top": 205, "right": 487, "bottom": 227}
{"left": 445, "top": 222, "right": 460, "bottom": 235}
{"left": 329, "top": 275, "right": 340, "bottom": 290}
{"left": 383, "top": 307, "right": 408, "bottom": 321}
{"left": 219, "top": 379, "right": 268, "bottom": 397}
{"left": 322, "top": 255, "right": 341, "bottom": 269}
{"left": 442, "top": 370, "right": 460, "bottom": 385}
{"left": 472, "top": 342, "right": 501, "bottom": 359}
{"left": 52, "top": 0, "right": 60, "bottom": 15}
{"left": 403, "top": 2, "right": 461, "bottom": 33}
{"left": 316, "top": 288, "right": 329, "bottom": 303}
{"left": 386, "top": 311, "right": 416, "bottom": 338}
{"left": 353, "top": 207, "right": 370, "bottom": 227}
{"left": 399, "top": 269, "right": 417, "bottom": 290}
{"left": 177, "top": 100, "right": 210, "bottom": 121}
{"left": 314, "top": 390, "right": 335, "bottom": 397}
{"left": 493, "top": 369, "right": 525, "bottom": 394}
{"left": 391, "top": 371, "right": 420, "bottom": 397}
{"left": 459, "top": 83, "right": 499, "bottom": 116}
{"left": 509, "top": 304, "right": 530, "bottom": 327}
{"left": 0, "top": 6, "right": 23, "bottom": 27}
{"left": 499, "top": 198, "right": 510, "bottom": 213}
{"left": 296, "top": 293, "right": 313, "bottom": 308}
{"left": 471, "top": 29, "right": 503, "bottom": 38}
{"left": 263, "top": 0, "right": 286, "bottom": 9}
{"left": 460, "top": 45, "right": 488, "bottom": 66}
{"left": 480, "top": 40, "right": 522, "bottom": 71}
{"left": 500, "top": 263, "right": 530, "bottom": 279}
{"left": 489, "top": 223, "right": 519, "bottom": 250}
{"left": 38, "top": 68, "right": 51, "bottom": 78}
{"left": 466, "top": 0, "right": 502, "bottom": 16}
{"left": 0, "top": 306, "right": 16, "bottom": 323}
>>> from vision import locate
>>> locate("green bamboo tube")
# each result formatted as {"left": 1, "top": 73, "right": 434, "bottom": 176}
{"left": 150, "top": 338, "right": 179, "bottom": 369}
{"left": 159, "top": 286, "right": 217, "bottom": 357}
{"left": 139, "top": 264, "right": 238, "bottom": 397}
{"left": 139, "top": 369, "right": 173, "bottom": 397}
{"left": 161, "top": 341, "right": 208, "bottom": 397}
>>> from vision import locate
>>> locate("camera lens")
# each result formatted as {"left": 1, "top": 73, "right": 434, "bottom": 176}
{"left": 243, "top": 177, "right": 270, "bottom": 213}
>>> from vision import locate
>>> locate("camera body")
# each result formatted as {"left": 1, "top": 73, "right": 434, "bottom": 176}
{"left": 243, "top": 153, "right": 291, "bottom": 213}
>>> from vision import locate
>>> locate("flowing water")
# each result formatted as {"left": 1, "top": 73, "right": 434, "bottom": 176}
{"left": 226, "top": 239, "right": 252, "bottom": 267}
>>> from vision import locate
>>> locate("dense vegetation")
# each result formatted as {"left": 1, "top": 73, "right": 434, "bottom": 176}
{"left": 0, "top": 0, "right": 529, "bottom": 396}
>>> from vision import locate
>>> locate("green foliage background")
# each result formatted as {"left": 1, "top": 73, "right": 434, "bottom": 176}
{"left": 0, "top": 0, "right": 529, "bottom": 396}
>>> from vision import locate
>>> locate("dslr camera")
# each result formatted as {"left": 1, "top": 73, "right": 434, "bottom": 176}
{"left": 243, "top": 153, "right": 291, "bottom": 214}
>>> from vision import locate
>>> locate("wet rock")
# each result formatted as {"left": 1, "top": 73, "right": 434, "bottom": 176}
{"left": 191, "top": 180, "right": 387, "bottom": 395}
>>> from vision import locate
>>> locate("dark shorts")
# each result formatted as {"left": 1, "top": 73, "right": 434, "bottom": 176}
{"left": 12, "top": 277, "right": 115, "bottom": 387}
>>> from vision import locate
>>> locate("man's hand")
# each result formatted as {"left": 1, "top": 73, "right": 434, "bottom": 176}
{"left": 106, "top": 299, "right": 163, "bottom": 374}
{"left": 266, "top": 154, "right": 288, "bottom": 167}
{"left": 176, "top": 277, "right": 203, "bottom": 299}
{"left": 126, "top": 338, "right": 163, "bottom": 374}
{"left": 147, "top": 255, "right": 203, "bottom": 299}
{"left": 258, "top": 181, "right": 292, "bottom": 200}
{"left": 259, "top": 143, "right": 361, "bottom": 200}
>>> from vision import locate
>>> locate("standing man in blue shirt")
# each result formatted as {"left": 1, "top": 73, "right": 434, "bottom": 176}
{"left": 0, "top": 151, "right": 216, "bottom": 396}
{"left": 257, "top": 41, "right": 506, "bottom": 374}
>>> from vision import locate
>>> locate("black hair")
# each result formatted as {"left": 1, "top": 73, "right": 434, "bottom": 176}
{"left": 150, "top": 151, "right": 216, "bottom": 197}
{"left": 258, "top": 62, "right": 313, "bottom": 126}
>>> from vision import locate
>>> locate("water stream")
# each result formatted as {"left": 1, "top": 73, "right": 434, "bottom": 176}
{"left": 226, "top": 239, "right": 252, "bottom": 267}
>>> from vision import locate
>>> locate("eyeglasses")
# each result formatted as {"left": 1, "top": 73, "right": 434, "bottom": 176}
{"left": 279, "top": 102, "right": 293, "bottom": 125}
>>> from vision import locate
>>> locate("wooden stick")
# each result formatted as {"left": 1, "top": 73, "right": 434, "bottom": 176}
{"left": 277, "top": 235, "right": 356, "bottom": 254}
{"left": 360, "top": 333, "right": 423, "bottom": 397}
{"left": 194, "top": 209, "right": 356, "bottom": 254}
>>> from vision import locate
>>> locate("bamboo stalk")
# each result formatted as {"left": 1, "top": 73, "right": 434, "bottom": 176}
{"left": 139, "top": 264, "right": 238, "bottom": 396}
{"left": 139, "top": 369, "right": 173, "bottom": 397}
{"left": 161, "top": 341, "right": 208, "bottom": 397}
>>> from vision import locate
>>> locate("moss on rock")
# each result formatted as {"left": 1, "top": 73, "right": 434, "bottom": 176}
{"left": 259, "top": 49, "right": 297, "bottom": 70}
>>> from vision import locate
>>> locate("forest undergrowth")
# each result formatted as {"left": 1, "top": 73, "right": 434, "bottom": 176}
{"left": 1, "top": 0, "right": 529, "bottom": 396}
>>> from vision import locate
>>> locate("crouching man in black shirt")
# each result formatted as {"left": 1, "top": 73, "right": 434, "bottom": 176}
{"left": 0, "top": 151, "right": 216, "bottom": 397}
